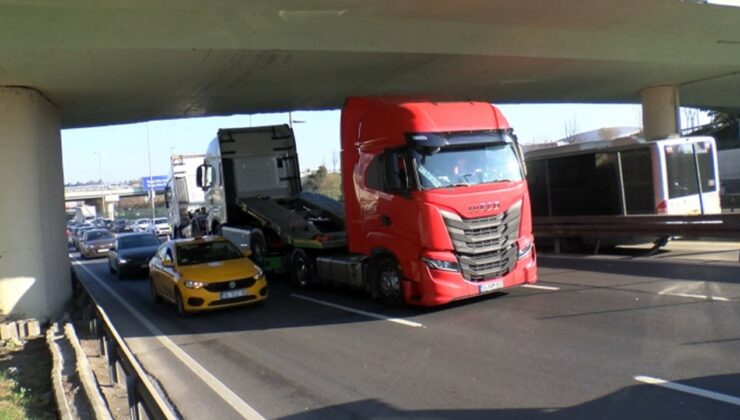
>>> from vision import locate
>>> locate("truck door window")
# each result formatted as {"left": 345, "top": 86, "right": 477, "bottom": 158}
{"left": 203, "top": 165, "right": 215, "bottom": 189}
{"left": 365, "top": 155, "right": 384, "bottom": 191}
{"left": 383, "top": 151, "right": 411, "bottom": 194}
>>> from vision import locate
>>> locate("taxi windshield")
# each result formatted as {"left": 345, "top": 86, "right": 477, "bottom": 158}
{"left": 176, "top": 241, "right": 244, "bottom": 266}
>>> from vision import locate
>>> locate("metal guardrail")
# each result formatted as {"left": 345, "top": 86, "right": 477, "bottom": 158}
{"left": 72, "top": 268, "right": 179, "bottom": 420}
{"left": 533, "top": 214, "right": 740, "bottom": 239}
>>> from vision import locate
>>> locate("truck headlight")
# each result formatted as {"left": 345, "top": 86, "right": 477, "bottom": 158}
{"left": 183, "top": 280, "right": 206, "bottom": 289}
{"left": 517, "top": 243, "right": 533, "bottom": 260}
{"left": 421, "top": 257, "right": 459, "bottom": 272}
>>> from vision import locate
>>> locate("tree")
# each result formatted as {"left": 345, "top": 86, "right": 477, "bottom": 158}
{"left": 563, "top": 115, "right": 580, "bottom": 143}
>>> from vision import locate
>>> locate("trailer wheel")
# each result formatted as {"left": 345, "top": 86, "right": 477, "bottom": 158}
{"left": 250, "top": 229, "right": 267, "bottom": 267}
{"left": 290, "top": 248, "right": 315, "bottom": 289}
{"left": 375, "top": 256, "right": 404, "bottom": 305}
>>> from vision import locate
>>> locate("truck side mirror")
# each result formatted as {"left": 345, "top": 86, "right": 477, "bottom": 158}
{"left": 196, "top": 165, "right": 204, "bottom": 189}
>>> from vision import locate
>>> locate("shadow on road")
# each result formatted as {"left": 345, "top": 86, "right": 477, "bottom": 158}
{"left": 278, "top": 373, "right": 740, "bottom": 419}
{"left": 539, "top": 255, "right": 740, "bottom": 285}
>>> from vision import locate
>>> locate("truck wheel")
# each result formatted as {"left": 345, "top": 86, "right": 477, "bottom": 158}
{"left": 375, "top": 256, "right": 404, "bottom": 305}
{"left": 250, "top": 229, "right": 267, "bottom": 267}
{"left": 290, "top": 249, "right": 315, "bottom": 289}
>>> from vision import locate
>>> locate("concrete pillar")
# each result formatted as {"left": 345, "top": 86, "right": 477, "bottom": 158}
{"left": 106, "top": 202, "right": 116, "bottom": 219}
{"left": 640, "top": 85, "right": 680, "bottom": 140}
{"left": 0, "top": 87, "right": 71, "bottom": 320}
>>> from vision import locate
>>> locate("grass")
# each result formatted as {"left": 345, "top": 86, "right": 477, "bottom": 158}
{"left": 0, "top": 370, "right": 32, "bottom": 420}
{"left": 0, "top": 339, "right": 56, "bottom": 420}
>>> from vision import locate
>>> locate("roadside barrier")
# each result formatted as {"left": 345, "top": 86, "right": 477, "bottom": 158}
{"left": 71, "top": 268, "right": 179, "bottom": 420}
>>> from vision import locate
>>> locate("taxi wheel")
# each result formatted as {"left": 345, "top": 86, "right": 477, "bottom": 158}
{"left": 150, "top": 278, "right": 162, "bottom": 304}
{"left": 175, "top": 289, "right": 189, "bottom": 316}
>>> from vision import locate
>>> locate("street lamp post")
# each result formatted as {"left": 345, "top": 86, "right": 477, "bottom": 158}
{"left": 147, "top": 123, "right": 156, "bottom": 220}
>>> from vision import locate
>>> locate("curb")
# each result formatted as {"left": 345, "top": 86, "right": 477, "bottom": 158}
{"left": 46, "top": 323, "right": 74, "bottom": 420}
{"left": 64, "top": 322, "right": 113, "bottom": 420}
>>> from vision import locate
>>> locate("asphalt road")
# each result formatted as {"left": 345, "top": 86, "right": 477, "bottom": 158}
{"left": 71, "top": 252, "right": 740, "bottom": 419}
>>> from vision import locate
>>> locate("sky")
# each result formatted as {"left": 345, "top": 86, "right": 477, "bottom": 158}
{"left": 61, "top": 103, "right": 701, "bottom": 184}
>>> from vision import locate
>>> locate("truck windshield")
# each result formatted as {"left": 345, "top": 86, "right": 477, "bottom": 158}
{"left": 414, "top": 144, "right": 523, "bottom": 190}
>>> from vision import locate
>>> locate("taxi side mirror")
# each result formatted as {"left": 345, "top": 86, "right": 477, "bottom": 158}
{"left": 162, "top": 259, "right": 174, "bottom": 268}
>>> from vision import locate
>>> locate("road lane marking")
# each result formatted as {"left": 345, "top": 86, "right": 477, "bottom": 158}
{"left": 635, "top": 375, "right": 740, "bottom": 407}
{"left": 662, "top": 292, "right": 730, "bottom": 302}
{"left": 290, "top": 294, "right": 425, "bottom": 328}
{"left": 521, "top": 284, "right": 560, "bottom": 291}
{"left": 72, "top": 260, "right": 265, "bottom": 420}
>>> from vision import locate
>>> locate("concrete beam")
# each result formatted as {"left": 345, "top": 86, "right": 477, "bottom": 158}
{"left": 0, "top": 87, "right": 71, "bottom": 320}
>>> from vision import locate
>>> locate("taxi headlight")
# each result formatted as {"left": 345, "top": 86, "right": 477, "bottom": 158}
{"left": 254, "top": 268, "right": 265, "bottom": 280}
{"left": 183, "top": 280, "right": 206, "bottom": 289}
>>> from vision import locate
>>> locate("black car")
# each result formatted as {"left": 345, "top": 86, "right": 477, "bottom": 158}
{"left": 111, "top": 219, "right": 133, "bottom": 233}
{"left": 108, "top": 233, "right": 161, "bottom": 279}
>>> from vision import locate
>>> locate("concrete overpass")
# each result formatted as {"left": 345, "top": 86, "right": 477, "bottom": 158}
{"left": 2, "top": 0, "right": 740, "bottom": 319}
{"left": 65, "top": 185, "right": 164, "bottom": 218}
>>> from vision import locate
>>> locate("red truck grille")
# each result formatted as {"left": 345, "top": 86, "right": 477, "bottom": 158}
{"left": 443, "top": 202, "right": 521, "bottom": 282}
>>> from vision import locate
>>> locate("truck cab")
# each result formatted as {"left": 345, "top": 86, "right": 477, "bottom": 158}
{"left": 341, "top": 97, "right": 537, "bottom": 305}
{"left": 197, "top": 125, "right": 300, "bottom": 234}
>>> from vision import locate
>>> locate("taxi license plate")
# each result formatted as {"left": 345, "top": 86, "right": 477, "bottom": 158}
{"left": 221, "top": 289, "right": 246, "bottom": 299}
{"left": 480, "top": 280, "right": 504, "bottom": 293}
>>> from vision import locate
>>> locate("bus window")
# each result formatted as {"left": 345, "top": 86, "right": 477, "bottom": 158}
{"left": 665, "top": 144, "right": 700, "bottom": 199}
{"left": 695, "top": 141, "right": 717, "bottom": 192}
{"left": 620, "top": 148, "right": 655, "bottom": 214}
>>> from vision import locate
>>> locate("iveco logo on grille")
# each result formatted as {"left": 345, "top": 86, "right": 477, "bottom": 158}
{"left": 468, "top": 201, "right": 500, "bottom": 212}
{"left": 229, "top": 281, "right": 236, "bottom": 289}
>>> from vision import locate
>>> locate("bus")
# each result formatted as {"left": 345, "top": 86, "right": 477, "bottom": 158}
{"left": 525, "top": 135, "right": 721, "bottom": 219}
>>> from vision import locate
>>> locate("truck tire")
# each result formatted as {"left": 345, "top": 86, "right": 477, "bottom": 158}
{"left": 298, "top": 191, "right": 344, "bottom": 220}
{"left": 290, "top": 248, "right": 316, "bottom": 289}
{"left": 374, "top": 256, "right": 404, "bottom": 305}
{"left": 250, "top": 229, "right": 267, "bottom": 267}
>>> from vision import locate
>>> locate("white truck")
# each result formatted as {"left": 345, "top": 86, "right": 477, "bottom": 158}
{"left": 165, "top": 154, "right": 206, "bottom": 238}
{"left": 74, "top": 205, "right": 97, "bottom": 224}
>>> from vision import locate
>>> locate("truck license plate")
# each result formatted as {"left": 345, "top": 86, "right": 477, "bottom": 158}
{"left": 221, "top": 289, "right": 246, "bottom": 299}
{"left": 480, "top": 280, "right": 504, "bottom": 293}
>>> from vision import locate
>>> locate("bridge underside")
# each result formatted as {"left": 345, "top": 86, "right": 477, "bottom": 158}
{"left": 1, "top": 0, "right": 739, "bottom": 128}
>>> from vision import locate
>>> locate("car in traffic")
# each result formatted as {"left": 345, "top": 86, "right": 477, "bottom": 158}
{"left": 79, "top": 229, "right": 115, "bottom": 259}
{"left": 108, "top": 232, "right": 161, "bottom": 279}
{"left": 149, "top": 236, "right": 267, "bottom": 315}
{"left": 133, "top": 218, "right": 152, "bottom": 232}
{"left": 73, "top": 226, "right": 95, "bottom": 250}
{"left": 147, "top": 217, "right": 172, "bottom": 237}
{"left": 111, "top": 219, "right": 133, "bottom": 233}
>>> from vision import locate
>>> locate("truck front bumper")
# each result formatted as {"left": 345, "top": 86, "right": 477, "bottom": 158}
{"left": 404, "top": 247, "right": 537, "bottom": 306}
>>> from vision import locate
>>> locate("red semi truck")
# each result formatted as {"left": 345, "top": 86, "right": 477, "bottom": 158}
{"left": 197, "top": 97, "right": 537, "bottom": 305}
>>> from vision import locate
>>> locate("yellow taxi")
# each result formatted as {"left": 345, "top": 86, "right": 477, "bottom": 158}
{"left": 149, "top": 236, "right": 267, "bottom": 314}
